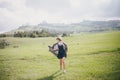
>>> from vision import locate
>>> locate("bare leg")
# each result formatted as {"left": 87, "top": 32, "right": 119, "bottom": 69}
{"left": 63, "top": 58, "right": 66, "bottom": 70}
{"left": 60, "top": 59, "right": 63, "bottom": 70}
{"left": 62, "top": 57, "right": 66, "bottom": 73}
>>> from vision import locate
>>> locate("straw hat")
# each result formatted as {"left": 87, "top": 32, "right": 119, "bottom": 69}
{"left": 56, "top": 36, "right": 62, "bottom": 41}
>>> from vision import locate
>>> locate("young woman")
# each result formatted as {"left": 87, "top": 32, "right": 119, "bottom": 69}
{"left": 54, "top": 37, "right": 68, "bottom": 73}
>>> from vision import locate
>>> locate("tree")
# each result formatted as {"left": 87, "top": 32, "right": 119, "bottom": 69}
{"left": 0, "top": 34, "right": 6, "bottom": 37}
{"left": 62, "top": 33, "right": 69, "bottom": 37}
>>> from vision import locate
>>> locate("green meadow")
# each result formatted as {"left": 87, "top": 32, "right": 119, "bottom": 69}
{"left": 0, "top": 31, "right": 120, "bottom": 80}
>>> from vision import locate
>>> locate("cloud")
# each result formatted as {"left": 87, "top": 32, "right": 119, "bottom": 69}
{"left": 102, "top": 0, "right": 120, "bottom": 17}
{"left": 26, "top": 0, "right": 70, "bottom": 12}
{"left": 0, "top": 0, "right": 119, "bottom": 33}
{"left": 0, "top": 0, "right": 27, "bottom": 32}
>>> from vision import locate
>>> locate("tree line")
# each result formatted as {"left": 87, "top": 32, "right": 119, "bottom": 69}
{"left": 0, "top": 30, "right": 69, "bottom": 38}
{"left": 13, "top": 30, "right": 56, "bottom": 38}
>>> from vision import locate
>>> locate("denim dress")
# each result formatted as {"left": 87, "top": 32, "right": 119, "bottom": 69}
{"left": 57, "top": 44, "right": 67, "bottom": 59}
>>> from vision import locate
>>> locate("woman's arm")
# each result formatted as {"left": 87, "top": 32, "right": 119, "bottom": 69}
{"left": 53, "top": 43, "right": 59, "bottom": 51}
{"left": 63, "top": 43, "right": 68, "bottom": 52}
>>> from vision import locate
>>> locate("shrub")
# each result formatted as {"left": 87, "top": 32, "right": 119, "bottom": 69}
{"left": 0, "top": 39, "right": 9, "bottom": 49}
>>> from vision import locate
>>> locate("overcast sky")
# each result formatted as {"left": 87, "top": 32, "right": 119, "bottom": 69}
{"left": 0, "top": 0, "right": 120, "bottom": 33}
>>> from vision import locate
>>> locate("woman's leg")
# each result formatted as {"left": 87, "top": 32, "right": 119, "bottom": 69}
{"left": 62, "top": 57, "right": 66, "bottom": 72}
{"left": 60, "top": 59, "right": 63, "bottom": 70}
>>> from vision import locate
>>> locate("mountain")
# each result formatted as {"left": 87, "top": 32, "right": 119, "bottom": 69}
{"left": 9, "top": 20, "right": 120, "bottom": 34}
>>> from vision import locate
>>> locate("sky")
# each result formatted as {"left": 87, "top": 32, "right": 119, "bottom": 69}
{"left": 0, "top": 0, "right": 120, "bottom": 33}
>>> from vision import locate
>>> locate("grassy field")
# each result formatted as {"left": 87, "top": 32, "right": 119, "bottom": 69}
{"left": 0, "top": 31, "right": 120, "bottom": 80}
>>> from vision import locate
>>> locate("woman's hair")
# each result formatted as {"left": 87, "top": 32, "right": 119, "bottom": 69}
{"left": 56, "top": 37, "right": 62, "bottom": 41}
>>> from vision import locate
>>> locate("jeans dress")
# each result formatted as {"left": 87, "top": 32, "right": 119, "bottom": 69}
{"left": 57, "top": 44, "right": 67, "bottom": 59}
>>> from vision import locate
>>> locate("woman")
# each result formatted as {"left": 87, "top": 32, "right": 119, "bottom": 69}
{"left": 54, "top": 37, "right": 68, "bottom": 73}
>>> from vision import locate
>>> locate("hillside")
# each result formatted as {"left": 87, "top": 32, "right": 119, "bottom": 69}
{"left": 10, "top": 20, "right": 120, "bottom": 34}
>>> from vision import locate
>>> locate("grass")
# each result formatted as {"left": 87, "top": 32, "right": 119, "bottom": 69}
{"left": 0, "top": 31, "right": 120, "bottom": 80}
